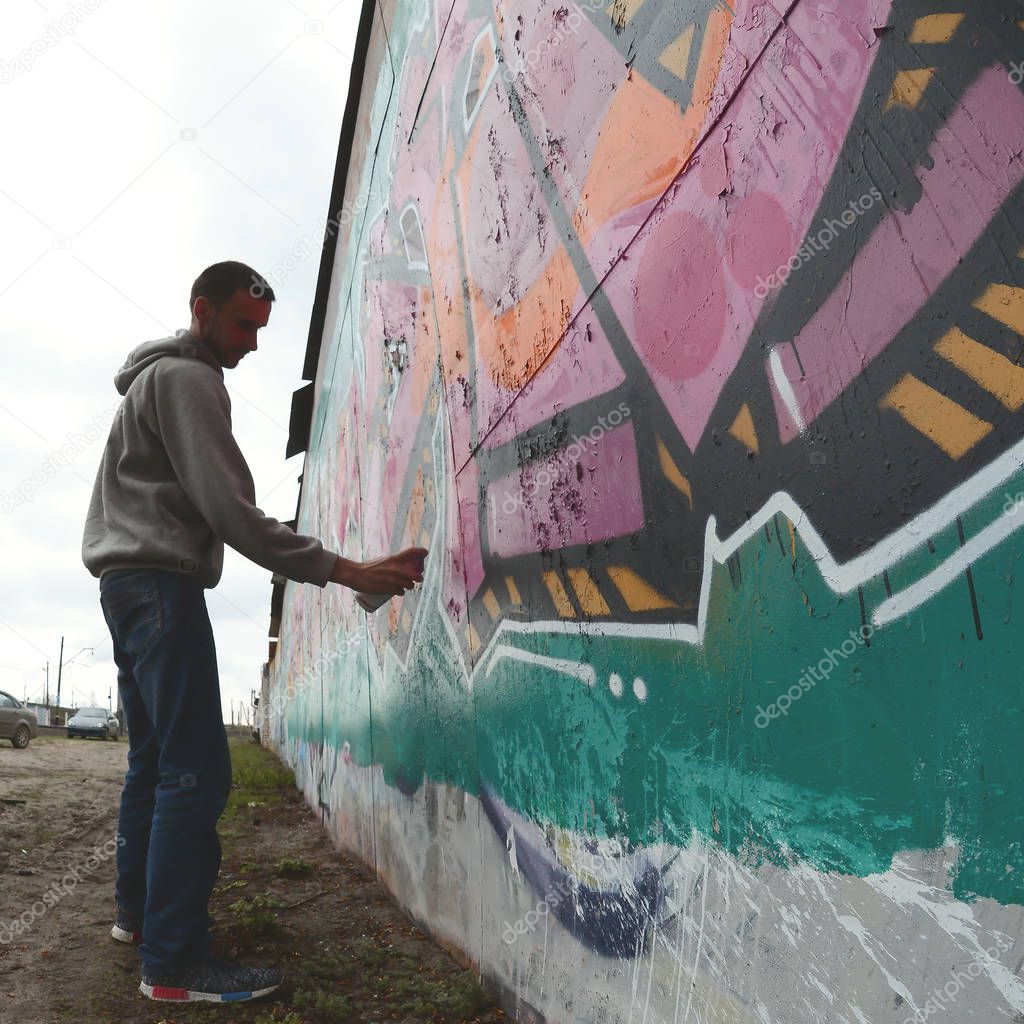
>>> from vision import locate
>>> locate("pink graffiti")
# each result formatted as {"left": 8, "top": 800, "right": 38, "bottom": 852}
{"left": 769, "top": 65, "right": 1024, "bottom": 439}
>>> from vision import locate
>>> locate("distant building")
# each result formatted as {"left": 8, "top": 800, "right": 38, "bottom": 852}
{"left": 24, "top": 702, "right": 50, "bottom": 726}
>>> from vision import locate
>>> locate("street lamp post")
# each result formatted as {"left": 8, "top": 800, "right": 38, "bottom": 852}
{"left": 55, "top": 637, "right": 64, "bottom": 708}
{"left": 56, "top": 643, "right": 94, "bottom": 709}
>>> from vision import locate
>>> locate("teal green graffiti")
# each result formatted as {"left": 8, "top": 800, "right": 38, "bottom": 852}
{"left": 289, "top": 479, "right": 1024, "bottom": 906}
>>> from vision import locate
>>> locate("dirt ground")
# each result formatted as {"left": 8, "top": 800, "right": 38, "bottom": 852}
{"left": 0, "top": 734, "right": 506, "bottom": 1024}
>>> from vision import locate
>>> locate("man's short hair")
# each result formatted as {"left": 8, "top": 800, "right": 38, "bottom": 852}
{"left": 189, "top": 261, "right": 276, "bottom": 311}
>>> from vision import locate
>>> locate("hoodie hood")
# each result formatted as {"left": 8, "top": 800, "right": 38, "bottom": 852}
{"left": 83, "top": 324, "right": 338, "bottom": 591}
{"left": 114, "top": 329, "right": 224, "bottom": 395}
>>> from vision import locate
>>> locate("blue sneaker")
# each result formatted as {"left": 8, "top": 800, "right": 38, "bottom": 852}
{"left": 140, "top": 956, "right": 282, "bottom": 1003}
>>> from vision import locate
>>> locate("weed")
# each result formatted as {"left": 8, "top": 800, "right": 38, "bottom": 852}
{"left": 348, "top": 936, "right": 390, "bottom": 969}
{"left": 221, "top": 740, "right": 297, "bottom": 826}
{"left": 231, "top": 743, "right": 296, "bottom": 792}
{"left": 294, "top": 988, "right": 352, "bottom": 1020}
{"left": 297, "top": 948, "right": 356, "bottom": 984}
{"left": 444, "top": 973, "right": 494, "bottom": 1016}
{"left": 274, "top": 856, "right": 312, "bottom": 879}
{"left": 228, "top": 894, "right": 284, "bottom": 932}
{"left": 398, "top": 973, "right": 493, "bottom": 1018}
{"left": 214, "top": 878, "right": 248, "bottom": 895}
{"left": 253, "top": 1011, "right": 304, "bottom": 1024}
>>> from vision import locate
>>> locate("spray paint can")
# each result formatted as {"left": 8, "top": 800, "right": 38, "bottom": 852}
{"left": 355, "top": 592, "right": 391, "bottom": 612}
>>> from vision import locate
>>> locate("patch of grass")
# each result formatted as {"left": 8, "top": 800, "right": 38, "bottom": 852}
{"left": 222, "top": 737, "right": 297, "bottom": 826}
{"left": 432, "top": 972, "right": 494, "bottom": 1017}
{"left": 230, "top": 739, "right": 296, "bottom": 792}
{"left": 213, "top": 877, "right": 248, "bottom": 895}
{"left": 253, "top": 1011, "right": 304, "bottom": 1024}
{"left": 228, "top": 893, "right": 284, "bottom": 932}
{"left": 274, "top": 856, "right": 312, "bottom": 879}
{"left": 348, "top": 936, "right": 390, "bottom": 970}
{"left": 376, "top": 970, "right": 492, "bottom": 1018}
{"left": 293, "top": 988, "right": 352, "bottom": 1020}
{"left": 296, "top": 948, "right": 356, "bottom": 985}
{"left": 294, "top": 940, "right": 492, "bottom": 1020}
{"left": 171, "top": 1007, "right": 221, "bottom": 1022}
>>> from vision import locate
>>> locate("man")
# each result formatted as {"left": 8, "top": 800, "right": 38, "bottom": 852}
{"left": 81, "top": 260, "right": 426, "bottom": 1003}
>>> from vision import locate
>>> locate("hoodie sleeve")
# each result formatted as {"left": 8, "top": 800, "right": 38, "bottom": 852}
{"left": 152, "top": 359, "right": 339, "bottom": 587}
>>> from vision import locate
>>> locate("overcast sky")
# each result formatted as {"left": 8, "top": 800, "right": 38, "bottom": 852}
{"left": 0, "top": 0, "right": 359, "bottom": 722}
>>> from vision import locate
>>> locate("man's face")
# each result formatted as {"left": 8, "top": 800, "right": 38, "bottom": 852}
{"left": 192, "top": 288, "right": 272, "bottom": 368}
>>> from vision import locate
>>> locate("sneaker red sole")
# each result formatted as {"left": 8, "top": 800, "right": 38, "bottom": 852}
{"left": 139, "top": 980, "right": 281, "bottom": 1003}
{"left": 110, "top": 923, "right": 141, "bottom": 944}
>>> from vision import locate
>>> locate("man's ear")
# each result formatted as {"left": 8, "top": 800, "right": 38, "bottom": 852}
{"left": 192, "top": 295, "right": 212, "bottom": 322}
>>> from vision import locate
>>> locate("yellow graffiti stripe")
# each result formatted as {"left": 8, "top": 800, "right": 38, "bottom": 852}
{"left": 482, "top": 587, "right": 501, "bottom": 621}
{"left": 566, "top": 569, "right": 611, "bottom": 617}
{"left": 657, "top": 437, "right": 693, "bottom": 508}
{"left": 885, "top": 68, "right": 936, "bottom": 111}
{"left": 543, "top": 570, "right": 577, "bottom": 618}
{"left": 908, "top": 13, "right": 965, "bottom": 44}
{"left": 728, "top": 404, "right": 759, "bottom": 455}
{"left": 606, "top": 0, "right": 644, "bottom": 30}
{"left": 934, "top": 327, "right": 1024, "bottom": 411}
{"left": 881, "top": 374, "right": 993, "bottom": 458}
{"left": 974, "top": 284, "right": 1024, "bottom": 336}
{"left": 504, "top": 575, "right": 522, "bottom": 606}
{"left": 607, "top": 566, "right": 678, "bottom": 611}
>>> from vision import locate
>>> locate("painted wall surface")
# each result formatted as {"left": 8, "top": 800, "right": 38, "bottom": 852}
{"left": 267, "top": 1, "right": 1024, "bottom": 1020}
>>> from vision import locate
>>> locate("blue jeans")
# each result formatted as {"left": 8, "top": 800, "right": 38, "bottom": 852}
{"left": 99, "top": 568, "right": 231, "bottom": 974}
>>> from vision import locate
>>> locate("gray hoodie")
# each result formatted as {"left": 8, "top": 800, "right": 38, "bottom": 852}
{"left": 81, "top": 329, "right": 338, "bottom": 589}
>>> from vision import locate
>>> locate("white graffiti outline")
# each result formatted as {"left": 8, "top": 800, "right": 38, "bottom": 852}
{"left": 479, "top": 435, "right": 1024, "bottom": 681}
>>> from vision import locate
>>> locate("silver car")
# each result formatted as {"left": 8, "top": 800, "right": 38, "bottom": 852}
{"left": 67, "top": 706, "right": 120, "bottom": 740}
{"left": 0, "top": 689, "right": 39, "bottom": 749}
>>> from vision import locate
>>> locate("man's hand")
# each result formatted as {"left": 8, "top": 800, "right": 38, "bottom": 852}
{"left": 329, "top": 547, "right": 427, "bottom": 596}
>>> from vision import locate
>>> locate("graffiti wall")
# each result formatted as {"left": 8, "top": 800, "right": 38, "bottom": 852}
{"left": 268, "top": 0, "right": 1024, "bottom": 1019}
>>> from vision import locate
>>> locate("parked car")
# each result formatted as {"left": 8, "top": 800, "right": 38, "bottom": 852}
{"left": 0, "top": 690, "right": 39, "bottom": 748}
{"left": 67, "top": 707, "right": 120, "bottom": 740}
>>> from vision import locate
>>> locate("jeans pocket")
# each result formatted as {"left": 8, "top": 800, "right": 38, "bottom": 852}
{"left": 101, "top": 580, "right": 164, "bottom": 660}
